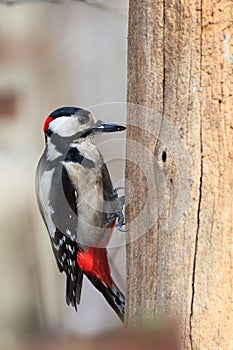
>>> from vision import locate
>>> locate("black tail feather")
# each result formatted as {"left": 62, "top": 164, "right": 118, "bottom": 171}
{"left": 66, "top": 277, "right": 76, "bottom": 310}
{"left": 66, "top": 270, "right": 83, "bottom": 310}
{"left": 87, "top": 276, "right": 125, "bottom": 322}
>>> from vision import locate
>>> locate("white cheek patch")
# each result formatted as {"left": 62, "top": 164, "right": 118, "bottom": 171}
{"left": 49, "top": 116, "right": 80, "bottom": 137}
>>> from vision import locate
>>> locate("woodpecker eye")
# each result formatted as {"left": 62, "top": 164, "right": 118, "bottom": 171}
{"left": 78, "top": 116, "right": 87, "bottom": 125}
{"left": 76, "top": 110, "right": 90, "bottom": 125}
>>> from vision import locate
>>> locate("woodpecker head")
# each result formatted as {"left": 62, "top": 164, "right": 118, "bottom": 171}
{"left": 43, "top": 106, "right": 125, "bottom": 143}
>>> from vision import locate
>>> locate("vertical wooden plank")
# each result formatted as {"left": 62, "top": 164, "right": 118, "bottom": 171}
{"left": 126, "top": 0, "right": 233, "bottom": 348}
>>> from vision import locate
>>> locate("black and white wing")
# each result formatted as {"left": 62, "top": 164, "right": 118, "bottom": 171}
{"left": 36, "top": 155, "right": 83, "bottom": 309}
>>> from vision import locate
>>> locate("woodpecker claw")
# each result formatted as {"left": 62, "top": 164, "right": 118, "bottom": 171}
{"left": 115, "top": 186, "right": 125, "bottom": 191}
{"left": 116, "top": 210, "right": 127, "bottom": 232}
{"left": 113, "top": 186, "right": 125, "bottom": 199}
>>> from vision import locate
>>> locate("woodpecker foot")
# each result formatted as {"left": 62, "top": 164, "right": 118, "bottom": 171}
{"left": 112, "top": 187, "right": 126, "bottom": 232}
{"left": 116, "top": 210, "right": 127, "bottom": 232}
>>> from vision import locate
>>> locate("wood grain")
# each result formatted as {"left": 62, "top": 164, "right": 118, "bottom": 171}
{"left": 126, "top": 1, "right": 233, "bottom": 349}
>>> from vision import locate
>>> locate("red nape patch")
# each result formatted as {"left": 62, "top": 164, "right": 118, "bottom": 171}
{"left": 77, "top": 248, "right": 113, "bottom": 288}
{"left": 43, "top": 116, "right": 54, "bottom": 133}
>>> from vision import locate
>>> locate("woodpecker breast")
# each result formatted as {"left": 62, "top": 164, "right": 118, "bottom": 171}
{"left": 64, "top": 139, "right": 109, "bottom": 248}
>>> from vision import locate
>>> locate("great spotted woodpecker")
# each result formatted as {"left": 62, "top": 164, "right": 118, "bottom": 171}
{"left": 36, "top": 106, "right": 126, "bottom": 322}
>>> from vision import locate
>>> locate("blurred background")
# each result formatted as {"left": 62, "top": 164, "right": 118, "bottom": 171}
{"left": 0, "top": 1, "right": 128, "bottom": 348}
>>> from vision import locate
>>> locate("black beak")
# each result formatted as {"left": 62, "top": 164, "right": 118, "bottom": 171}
{"left": 79, "top": 121, "right": 126, "bottom": 139}
{"left": 93, "top": 120, "right": 126, "bottom": 133}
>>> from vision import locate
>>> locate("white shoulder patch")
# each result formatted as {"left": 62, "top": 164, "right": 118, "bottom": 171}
{"left": 39, "top": 168, "right": 56, "bottom": 238}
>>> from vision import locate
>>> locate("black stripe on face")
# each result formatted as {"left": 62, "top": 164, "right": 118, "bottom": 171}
{"left": 65, "top": 147, "right": 95, "bottom": 168}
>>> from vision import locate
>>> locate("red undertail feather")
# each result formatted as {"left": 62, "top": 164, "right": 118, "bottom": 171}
{"left": 77, "top": 247, "right": 113, "bottom": 288}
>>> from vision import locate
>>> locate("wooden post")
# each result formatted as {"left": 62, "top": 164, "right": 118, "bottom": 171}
{"left": 126, "top": 1, "right": 233, "bottom": 349}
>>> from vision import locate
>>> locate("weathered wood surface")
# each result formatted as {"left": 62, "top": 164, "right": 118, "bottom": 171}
{"left": 126, "top": 1, "right": 233, "bottom": 349}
